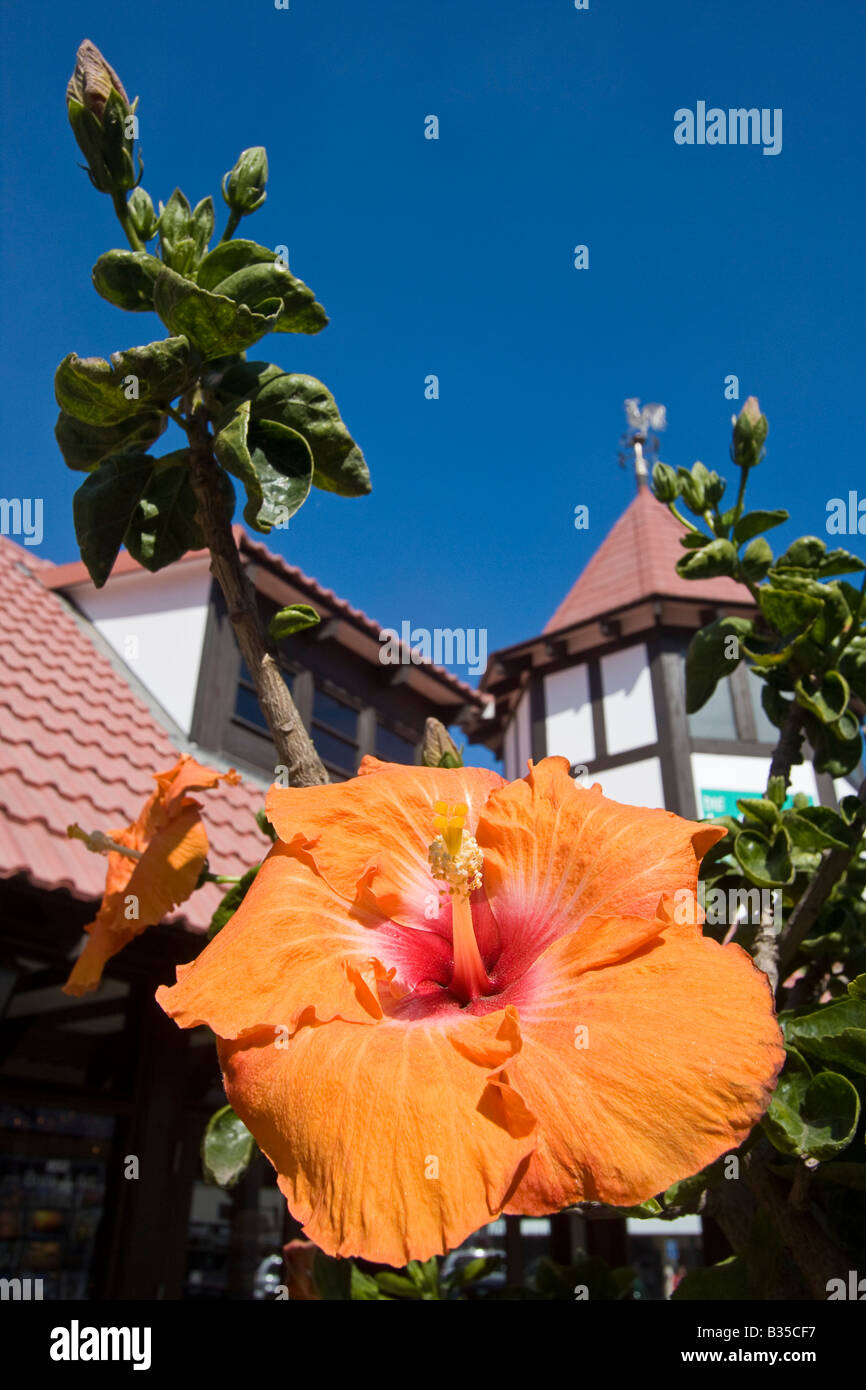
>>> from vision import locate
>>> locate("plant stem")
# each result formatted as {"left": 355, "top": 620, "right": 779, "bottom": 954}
{"left": 184, "top": 398, "right": 329, "bottom": 787}
{"left": 220, "top": 209, "right": 242, "bottom": 243}
{"left": 164, "top": 404, "right": 187, "bottom": 429}
{"left": 111, "top": 190, "right": 144, "bottom": 252}
{"left": 767, "top": 702, "right": 806, "bottom": 788}
{"left": 742, "top": 1140, "right": 851, "bottom": 1300}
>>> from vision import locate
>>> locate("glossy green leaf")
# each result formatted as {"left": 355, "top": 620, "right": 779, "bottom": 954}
{"left": 737, "top": 797, "right": 779, "bottom": 829}
{"left": 758, "top": 586, "right": 822, "bottom": 636}
{"left": 795, "top": 671, "right": 850, "bottom": 725}
{"left": 734, "top": 826, "right": 793, "bottom": 888}
{"left": 675, "top": 538, "right": 738, "bottom": 580}
{"left": 213, "top": 263, "right": 328, "bottom": 335}
{"left": 196, "top": 239, "right": 279, "bottom": 291}
{"left": 269, "top": 604, "right": 320, "bottom": 641}
{"left": 775, "top": 536, "right": 827, "bottom": 571}
{"left": 741, "top": 536, "right": 773, "bottom": 581}
{"left": 152, "top": 266, "right": 279, "bottom": 359}
{"left": 91, "top": 249, "right": 163, "bottom": 311}
{"left": 122, "top": 451, "right": 204, "bottom": 572}
{"left": 55, "top": 338, "right": 193, "bottom": 426}
{"left": 249, "top": 373, "right": 370, "bottom": 497}
{"left": 213, "top": 401, "right": 313, "bottom": 532}
{"left": 55, "top": 408, "right": 167, "bottom": 473}
{"left": 732, "top": 509, "right": 789, "bottom": 544}
{"left": 72, "top": 453, "right": 154, "bottom": 586}
{"left": 785, "top": 997, "right": 866, "bottom": 1076}
{"left": 849, "top": 975, "right": 866, "bottom": 1001}
{"left": 201, "top": 1104, "right": 255, "bottom": 1188}
{"left": 782, "top": 805, "right": 850, "bottom": 852}
{"left": 683, "top": 617, "right": 752, "bottom": 713}
{"left": 763, "top": 1049, "right": 860, "bottom": 1161}
{"left": 810, "top": 716, "right": 864, "bottom": 778}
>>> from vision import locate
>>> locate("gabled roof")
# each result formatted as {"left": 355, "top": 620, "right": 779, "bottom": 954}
{"left": 544, "top": 486, "right": 745, "bottom": 634}
{"left": 0, "top": 537, "right": 266, "bottom": 931}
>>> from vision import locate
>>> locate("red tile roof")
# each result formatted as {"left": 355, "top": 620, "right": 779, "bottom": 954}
{"left": 545, "top": 486, "right": 749, "bottom": 633}
{"left": 0, "top": 537, "right": 267, "bottom": 931}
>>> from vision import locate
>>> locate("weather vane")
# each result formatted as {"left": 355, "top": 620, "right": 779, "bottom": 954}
{"left": 617, "top": 398, "right": 667, "bottom": 488}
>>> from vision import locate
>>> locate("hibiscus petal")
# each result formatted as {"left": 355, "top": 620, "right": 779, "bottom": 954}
{"left": 477, "top": 756, "right": 725, "bottom": 979}
{"left": 64, "top": 807, "right": 208, "bottom": 997}
{"left": 500, "top": 921, "right": 784, "bottom": 1213}
{"left": 157, "top": 842, "right": 453, "bottom": 1035}
{"left": 265, "top": 763, "right": 505, "bottom": 928}
{"left": 217, "top": 1005, "right": 537, "bottom": 1266}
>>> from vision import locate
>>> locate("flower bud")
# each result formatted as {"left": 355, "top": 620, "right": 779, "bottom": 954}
{"left": 66, "top": 40, "right": 140, "bottom": 195}
{"left": 732, "top": 396, "right": 769, "bottom": 469}
{"left": 651, "top": 461, "right": 680, "bottom": 503}
{"left": 127, "top": 187, "right": 159, "bottom": 241}
{"left": 222, "top": 147, "right": 268, "bottom": 217}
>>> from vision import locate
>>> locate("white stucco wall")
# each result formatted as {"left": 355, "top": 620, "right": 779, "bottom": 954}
{"left": 600, "top": 644, "right": 657, "bottom": 754}
{"left": 691, "top": 752, "right": 821, "bottom": 816}
{"left": 585, "top": 757, "right": 665, "bottom": 809}
{"left": 544, "top": 663, "right": 595, "bottom": 766}
{"left": 72, "top": 561, "right": 211, "bottom": 734}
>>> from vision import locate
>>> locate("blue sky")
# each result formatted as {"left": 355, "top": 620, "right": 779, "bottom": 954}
{"left": 2, "top": 0, "right": 864, "bottom": 683}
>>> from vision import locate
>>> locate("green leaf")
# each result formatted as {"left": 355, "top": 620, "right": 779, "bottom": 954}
{"left": 72, "top": 449, "right": 212, "bottom": 587}
{"left": 122, "top": 450, "right": 207, "bottom": 572}
{"left": 312, "top": 1251, "right": 353, "bottom": 1301}
{"left": 763, "top": 1061, "right": 860, "bottom": 1161}
{"left": 782, "top": 805, "right": 850, "bottom": 852}
{"left": 190, "top": 196, "right": 215, "bottom": 259}
{"left": 269, "top": 604, "right": 320, "bottom": 641}
{"left": 839, "top": 644, "right": 866, "bottom": 704}
{"left": 213, "top": 263, "right": 328, "bottom": 335}
{"left": 795, "top": 671, "right": 850, "bottom": 725}
{"left": 55, "top": 408, "right": 167, "bottom": 473}
{"left": 758, "top": 585, "right": 822, "bottom": 636}
{"left": 810, "top": 715, "right": 864, "bottom": 778}
{"left": 196, "top": 239, "right": 280, "bottom": 290}
{"left": 213, "top": 400, "right": 313, "bottom": 532}
{"left": 776, "top": 536, "right": 827, "bottom": 571}
{"left": 849, "top": 974, "right": 866, "bottom": 1001}
{"left": 741, "top": 536, "right": 773, "bottom": 582}
{"left": 683, "top": 617, "right": 752, "bottom": 713}
{"left": 201, "top": 1105, "right": 255, "bottom": 1188}
{"left": 675, "top": 538, "right": 738, "bottom": 580}
{"left": 733, "top": 826, "right": 793, "bottom": 887}
{"left": 73, "top": 453, "right": 155, "bottom": 586}
{"left": 55, "top": 337, "right": 193, "bottom": 426}
{"left": 209, "top": 866, "right": 260, "bottom": 939}
{"left": 818, "top": 548, "right": 866, "bottom": 577}
{"left": 152, "top": 266, "right": 279, "bottom": 359}
{"left": 785, "top": 997, "right": 866, "bottom": 1076}
{"left": 737, "top": 797, "right": 779, "bottom": 829}
{"left": 732, "top": 509, "right": 789, "bottom": 544}
{"left": 91, "top": 250, "right": 164, "bottom": 311}
{"left": 158, "top": 189, "right": 201, "bottom": 275}
{"left": 249, "top": 373, "right": 370, "bottom": 497}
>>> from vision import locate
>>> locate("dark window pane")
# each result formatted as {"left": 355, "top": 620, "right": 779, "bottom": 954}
{"left": 746, "top": 665, "right": 779, "bottom": 744}
{"left": 313, "top": 688, "right": 357, "bottom": 739}
{"left": 376, "top": 724, "right": 418, "bottom": 764}
{"left": 312, "top": 726, "right": 358, "bottom": 775}
{"left": 687, "top": 675, "right": 737, "bottom": 740}
{"left": 234, "top": 683, "right": 269, "bottom": 730}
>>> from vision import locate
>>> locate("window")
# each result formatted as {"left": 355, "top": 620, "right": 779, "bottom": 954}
{"left": 311, "top": 685, "right": 359, "bottom": 777}
{"left": 234, "top": 661, "right": 293, "bottom": 734}
{"left": 687, "top": 676, "right": 737, "bottom": 741}
{"left": 376, "top": 723, "right": 418, "bottom": 764}
{"left": 745, "top": 665, "right": 779, "bottom": 744}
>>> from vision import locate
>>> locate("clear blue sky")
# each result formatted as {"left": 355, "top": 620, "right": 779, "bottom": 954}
{"left": 2, "top": 0, "right": 864, "bottom": 676}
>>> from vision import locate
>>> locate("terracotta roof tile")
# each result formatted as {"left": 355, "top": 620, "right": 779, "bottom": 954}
{"left": 545, "top": 487, "right": 748, "bottom": 633}
{"left": 0, "top": 537, "right": 267, "bottom": 931}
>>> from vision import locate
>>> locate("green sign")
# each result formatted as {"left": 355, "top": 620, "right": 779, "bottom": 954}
{"left": 700, "top": 787, "right": 813, "bottom": 818}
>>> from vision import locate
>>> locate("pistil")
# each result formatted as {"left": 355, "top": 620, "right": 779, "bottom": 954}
{"left": 429, "top": 800, "right": 493, "bottom": 1004}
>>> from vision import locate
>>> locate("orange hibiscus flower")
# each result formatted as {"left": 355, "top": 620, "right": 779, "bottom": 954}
{"left": 157, "top": 756, "right": 784, "bottom": 1267}
{"left": 64, "top": 755, "right": 239, "bottom": 997}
